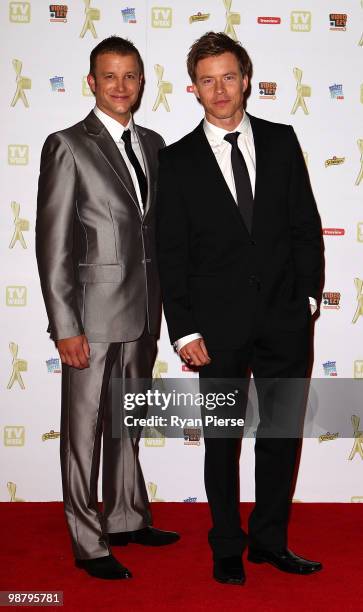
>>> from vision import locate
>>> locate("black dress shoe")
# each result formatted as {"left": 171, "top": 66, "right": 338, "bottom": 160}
{"left": 248, "top": 548, "right": 322, "bottom": 574}
{"left": 75, "top": 554, "right": 132, "bottom": 579}
{"left": 108, "top": 526, "right": 180, "bottom": 547}
{"left": 213, "top": 556, "right": 246, "bottom": 585}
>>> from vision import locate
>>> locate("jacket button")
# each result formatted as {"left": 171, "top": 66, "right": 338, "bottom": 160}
{"left": 251, "top": 240, "right": 256, "bottom": 245}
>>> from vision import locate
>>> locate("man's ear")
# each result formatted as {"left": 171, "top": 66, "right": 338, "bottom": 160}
{"left": 87, "top": 73, "right": 96, "bottom": 94}
{"left": 242, "top": 75, "right": 249, "bottom": 93}
{"left": 192, "top": 82, "right": 200, "bottom": 100}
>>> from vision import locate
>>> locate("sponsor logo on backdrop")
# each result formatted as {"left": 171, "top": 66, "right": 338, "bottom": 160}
{"left": 147, "top": 482, "right": 165, "bottom": 502}
{"left": 290, "top": 11, "right": 311, "bottom": 32}
{"left": 42, "top": 429, "right": 60, "bottom": 441}
{"left": 9, "top": 202, "right": 29, "bottom": 249}
{"left": 82, "top": 76, "right": 93, "bottom": 96}
{"left": 325, "top": 156, "right": 345, "bottom": 167}
{"left": 329, "top": 13, "right": 347, "bottom": 31}
{"left": 357, "top": 223, "right": 363, "bottom": 242}
{"left": 9, "top": 2, "right": 30, "bottom": 23}
{"left": 80, "top": 0, "right": 100, "bottom": 38}
{"left": 49, "top": 4, "right": 68, "bottom": 22}
{"left": 153, "top": 359, "right": 168, "bottom": 378}
{"left": 353, "top": 360, "right": 363, "bottom": 378}
{"left": 322, "top": 291, "right": 341, "bottom": 309}
{"left": 50, "top": 76, "right": 65, "bottom": 92}
{"left": 348, "top": 415, "right": 363, "bottom": 460}
{"left": 152, "top": 64, "right": 172, "bottom": 111}
{"left": 6, "top": 286, "right": 27, "bottom": 307}
{"left": 351, "top": 496, "right": 363, "bottom": 502}
{"left": 329, "top": 83, "right": 344, "bottom": 100}
{"left": 144, "top": 427, "right": 165, "bottom": 447}
{"left": 7, "top": 342, "right": 27, "bottom": 390}
{"left": 356, "top": 139, "right": 363, "bottom": 185}
{"left": 322, "top": 228, "right": 345, "bottom": 236}
{"left": 184, "top": 427, "right": 202, "bottom": 446}
{"left": 259, "top": 82, "right": 277, "bottom": 100}
{"left": 352, "top": 278, "right": 363, "bottom": 324}
{"left": 291, "top": 67, "right": 311, "bottom": 115}
{"left": 151, "top": 7, "right": 172, "bottom": 28}
{"left": 224, "top": 0, "right": 240, "bottom": 41}
{"left": 323, "top": 361, "right": 337, "bottom": 376}
{"left": 7, "top": 481, "right": 24, "bottom": 501}
{"left": 257, "top": 16, "right": 281, "bottom": 24}
{"left": 186, "top": 85, "right": 194, "bottom": 93}
{"left": 189, "top": 11, "right": 210, "bottom": 24}
{"left": 10, "top": 59, "right": 31, "bottom": 108}
{"left": 318, "top": 432, "right": 339, "bottom": 443}
{"left": 46, "top": 357, "right": 61, "bottom": 373}
{"left": 8, "top": 145, "right": 29, "bottom": 165}
{"left": 4, "top": 426, "right": 25, "bottom": 446}
{"left": 184, "top": 496, "right": 197, "bottom": 502}
{"left": 121, "top": 7, "right": 136, "bottom": 23}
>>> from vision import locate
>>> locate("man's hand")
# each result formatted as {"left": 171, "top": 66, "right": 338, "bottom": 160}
{"left": 57, "top": 335, "right": 90, "bottom": 369}
{"left": 179, "top": 338, "right": 211, "bottom": 367}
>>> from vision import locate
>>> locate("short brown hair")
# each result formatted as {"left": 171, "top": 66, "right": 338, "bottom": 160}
{"left": 187, "top": 31, "right": 252, "bottom": 83}
{"left": 89, "top": 35, "right": 144, "bottom": 77}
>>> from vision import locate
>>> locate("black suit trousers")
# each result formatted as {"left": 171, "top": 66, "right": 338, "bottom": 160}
{"left": 199, "top": 321, "right": 311, "bottom": 558}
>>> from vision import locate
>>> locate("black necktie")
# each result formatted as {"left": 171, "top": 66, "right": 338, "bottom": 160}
{"left": 121, "top": 129, "right": 148, "bottom": 207}
{"left": 224, "top": 132, "right": 254, "bottom": 233}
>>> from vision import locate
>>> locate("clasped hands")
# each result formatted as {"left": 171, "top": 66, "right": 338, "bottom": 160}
{"left": 179, "top": 338, "right": 211, "bottom": 367}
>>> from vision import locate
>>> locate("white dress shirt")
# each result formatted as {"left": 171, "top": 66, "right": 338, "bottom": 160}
{"left": 93, "top": 106, "right": 146, "bottom": 211}
{"left": 175, "top": 112, "right": 316, "bottom": 354}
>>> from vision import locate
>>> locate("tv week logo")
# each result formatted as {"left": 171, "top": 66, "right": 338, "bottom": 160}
{"left": 290, "top": 11, "right": 311, "bottom": 31}
{"left": 4, "top": 426, "right": 25, "bottom": 447}
{"left": 9, "top": 2, "right": 30, "bottom": 22}
{"left": 8, "top": 145, "right": 29, "bottom": 165}
{"left": 152, "top": 7, "right": 172, "bottom": 28}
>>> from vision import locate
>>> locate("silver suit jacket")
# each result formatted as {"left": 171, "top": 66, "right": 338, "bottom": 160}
{"left": 36, "top": 111, "right": 163, "bottom": 342}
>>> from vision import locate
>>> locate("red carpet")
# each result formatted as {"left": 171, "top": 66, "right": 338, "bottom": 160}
{"left": 0, "top": 503, "right": 361, "bottom": 611}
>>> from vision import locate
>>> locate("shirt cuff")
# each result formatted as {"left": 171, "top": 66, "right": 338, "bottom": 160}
{"left": 174, "top": 333, "right": 202, "bottom": 353}
{"left": 309, "top": 297, "right": 317, "bottom": 315}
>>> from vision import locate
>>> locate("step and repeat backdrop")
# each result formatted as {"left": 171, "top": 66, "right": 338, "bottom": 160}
{"left": 1, "top": 0, "right": 362, "bottom": 504}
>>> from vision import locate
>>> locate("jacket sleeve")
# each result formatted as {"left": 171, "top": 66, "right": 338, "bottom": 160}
{"left": 155, "top": 149, "right": 197, "bottom": 344}
{"left": 288, "top": 126, "right": 324, "bottom": 301}
{"left": 35, "top": 133, "right": 84, "bottom": 341}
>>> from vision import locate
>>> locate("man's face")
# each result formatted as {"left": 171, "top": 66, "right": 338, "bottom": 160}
{"left": 192, "top": 52, "right": 248, "bottom": 128}
{"left": 87, "top": 52, "right": 142, "bottom": 125}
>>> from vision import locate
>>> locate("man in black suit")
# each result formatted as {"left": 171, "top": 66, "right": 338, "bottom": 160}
{"left": 156, "top": 32, "right": 323, "bottom": 585}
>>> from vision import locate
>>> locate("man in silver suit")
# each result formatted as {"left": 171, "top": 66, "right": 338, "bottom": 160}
{"left": 36, "top": 36, "right": 179, "bottom": 580}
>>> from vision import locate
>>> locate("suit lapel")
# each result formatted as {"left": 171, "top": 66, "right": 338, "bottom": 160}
{"left": 134, "top": 123, "right": 155, "bottom": 218}
{"left": 83, "top": 111, "right": 141, "bottom": 216}
{"left": 191, "top": 121, "right": 251, "bottom": 238}
{"left": 247, "top": 113, "right": 269, "bottom": 235}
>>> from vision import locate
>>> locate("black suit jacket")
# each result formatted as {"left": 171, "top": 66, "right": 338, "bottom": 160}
{"left": 156, "top": 114, "right": 323, "bottom": 350}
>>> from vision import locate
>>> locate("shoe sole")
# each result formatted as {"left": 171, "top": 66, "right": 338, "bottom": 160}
{"left": 213, "top": 576, "right": 246, "bottom": 585}
{"left": 248, "top": 555, "right": 322, "bottom": 574}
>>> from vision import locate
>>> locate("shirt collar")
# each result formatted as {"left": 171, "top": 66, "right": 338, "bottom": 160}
{"left": 203, "top": 111, "right": 251, "bottom": 144}
{"left": 93, "top": 106, "right": 133, "bottom": 143}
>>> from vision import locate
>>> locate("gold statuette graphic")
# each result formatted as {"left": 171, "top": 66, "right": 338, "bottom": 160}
{"left": 355, "top": 139, "right": 363, "bottom": 186}
{"left": 9, "top": 201, "right": 29, "bottom": 249}
{"left": 153, "top": 359, "right": 168, "bottom": 379}
{"left": 348, "top": 415, "right": 363, "bottom": 460}
{"left": 10, "top": 59, "right": 31, "bottom": 108}
{"left": 360, "top": 1, "right": 363, "bottom": 46}
{"left": 291, "top": 67, "right": 311, "bottom": 115}
{"left": 80, "top": 0, "right": 100, "bottom": 38}
{"left": 7, "top": 481, "right": 24, "bottom": 502}
{"left": 223, "top": 0, "right": 240, "bottom": 41}
{"left": 152, "top": 65, "right": 172, "bottom": 112}
{"left": 7, "top": 342, "right": 27, "bottom": 390}
{"left": 147, "top": 482, "right": 165, "bottom": 502}
{"left": 352, "top": 278, "right": 363, "bottom": 324}
{"left": 42, "top": 429, "right": 60, "bottom": 441}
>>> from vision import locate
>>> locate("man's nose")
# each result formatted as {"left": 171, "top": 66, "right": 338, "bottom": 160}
{"left": 215, "top": 79, "right": 226, "bottom": 94}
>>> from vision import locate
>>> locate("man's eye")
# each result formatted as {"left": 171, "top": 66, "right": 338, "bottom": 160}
{"left": 202, "top": 79, "right": 212, "bottom": 85}
{"left": 126, "top": 74, "right": 136, "bottom": 79}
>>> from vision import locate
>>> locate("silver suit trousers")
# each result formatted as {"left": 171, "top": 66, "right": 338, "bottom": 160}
{"left": 60, "top": 330, "right": 157, "bottom": 559}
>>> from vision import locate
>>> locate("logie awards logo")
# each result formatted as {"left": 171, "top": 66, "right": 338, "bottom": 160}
{"left": 291, "top": 67, "right": 311, "bottom": 114}
{"left": 152, "top": 65, "right": 172, "bottom": 112}
{"left": 147, "top": 482, "right": 164, "bottom": 502}
{"left": 9, "top": 202, "right": 29, "bottom": 249}
{"left": 10, "top": 59, "right": 31, "bottom": 108}
{"left": 7, "top": 481, "right": 24, "bottom": 502}
{"left": 356, "top": 139, "right": 363, "bottom": 186}
{"left": 80, "top": 0, "right": 100, "bottom": 38}
{"left": 223, "top": 0, "right": 240, "bottom": 41}
{"left": 348, "top": 416, "right": 363, "bottom": 460}
{"left": 7, "top": 342, "right": 27, "bottom": 390}
{"left": 352, "top": 278, "right": 363, "bottom": 324}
